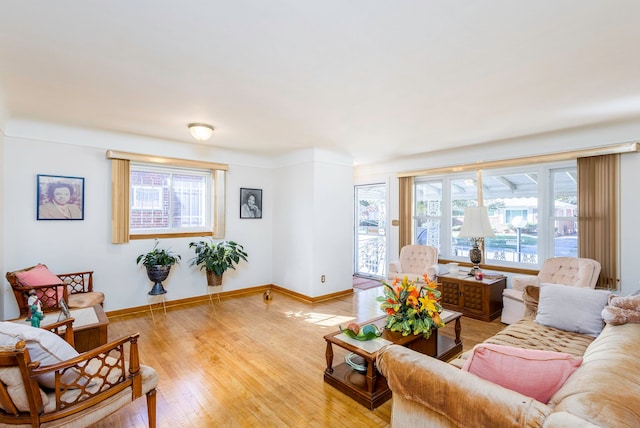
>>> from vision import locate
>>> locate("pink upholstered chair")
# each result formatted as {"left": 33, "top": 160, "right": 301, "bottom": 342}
{"left": 388, "top": 245, "right": 440, "bottom": 282}
{"left": 501, "top": 257, "right": 601, "bottom": 324}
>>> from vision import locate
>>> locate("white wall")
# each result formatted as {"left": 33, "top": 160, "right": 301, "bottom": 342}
{"left": 0, "top": 127, "right": 5, "bottom": 310}
{"left": 0, "top": 88, "right": 6, "bottom": 130}
{"left": 271, "top": 149, "right": 353, "bottom": 297}
{"left": 0, "top": 96, "right": 6, "bottom": 303}
{"left": 225, "top": 163, "right": 274, "bottom": 288}
{"left": 1, "top": 121, "right": 357, "bottom": 319}
{"left": 312, "top": 151, "right": 353, "bottom": 297}
{"left": 355, "top": 119, "right": 640, "bottom": 295}
{"left": 1, "top": 121, "right": 280, "bottom": 319}
{"left": 272, "top": 158, "right": 314, "bottom": 295}
{"left": 5, "top": 116, "right": 640, "bottom": 319}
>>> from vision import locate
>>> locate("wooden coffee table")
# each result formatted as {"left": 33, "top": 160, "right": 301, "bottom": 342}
{"left": 11, "top": 304, "right": 109, "bottom": 352}
{"left": 323, "top": 310, "right": 462, "bottom": 409}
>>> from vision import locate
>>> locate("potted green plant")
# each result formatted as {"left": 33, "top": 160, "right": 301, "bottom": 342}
{"left": 136, "top": 239, "right": 181, "bottom": 295}
{"left": 188, "top": 239, "right": 248, "bottom": 287}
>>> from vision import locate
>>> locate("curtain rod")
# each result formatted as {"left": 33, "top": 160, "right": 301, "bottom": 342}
{"left": 397, "top": 142, "right": 638, "bottom": 178}
{"left": 106, "top": 150, "right": 228, "bottom": 171}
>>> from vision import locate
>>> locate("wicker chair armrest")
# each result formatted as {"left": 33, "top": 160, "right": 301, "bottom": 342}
{"left": 34, "top": 333, "right": 137, "bottom": 372}
{"left": 29, "top": 333, "right": 142, "bottom": 410}
{"left": 42, "top": 318, "right": 76, "bottom": 348}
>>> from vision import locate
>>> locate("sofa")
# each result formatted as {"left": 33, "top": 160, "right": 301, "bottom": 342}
{"left": 377, "top": 284, "right": 640, "bottom": 427}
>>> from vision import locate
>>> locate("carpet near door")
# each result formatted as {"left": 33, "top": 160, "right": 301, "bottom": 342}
{"left": 353, "top": 276, "right": 383, "bottom": 290}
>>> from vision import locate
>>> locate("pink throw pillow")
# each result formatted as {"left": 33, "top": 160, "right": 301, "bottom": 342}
{"left": 461, "top": 343, "right": 582, "bottom": 403}
{"left": 14, "top": 264, "right": 64, "bottom": 308}
{"left": 14, "top": 264, "right": 63, "bottom": 287}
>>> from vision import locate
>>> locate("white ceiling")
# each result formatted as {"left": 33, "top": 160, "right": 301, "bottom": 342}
{"left": 1, "top": 1, "right": 640, "bottom": 165}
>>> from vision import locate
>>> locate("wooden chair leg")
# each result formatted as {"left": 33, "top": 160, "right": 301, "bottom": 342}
{"left": 146, "top": 388, "right": 157, "bottom": 428}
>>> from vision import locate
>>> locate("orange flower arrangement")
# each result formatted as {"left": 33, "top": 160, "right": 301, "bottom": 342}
{"left": 377, "top": 274, "right": 445, "bottom": 338}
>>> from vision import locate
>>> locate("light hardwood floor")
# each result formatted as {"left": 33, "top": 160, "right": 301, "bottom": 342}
{"left": 92, "top": 285, "right": 505, "bottom": 428}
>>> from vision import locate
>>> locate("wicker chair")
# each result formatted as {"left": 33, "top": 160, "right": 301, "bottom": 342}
{"left": 6, "top": 264, "right": 105, "bottom": 317}
{"left": 0, "top": 320, "right": 158, "bottom": 427}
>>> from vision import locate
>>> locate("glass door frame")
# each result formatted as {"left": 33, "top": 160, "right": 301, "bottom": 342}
{"left": 354, "top": 183, "right": 388, "bottom": 279}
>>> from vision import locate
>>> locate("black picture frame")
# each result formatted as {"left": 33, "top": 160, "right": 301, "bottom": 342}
{"left": 37, "top": 174, "right": 85, "bottom": 220}
{"left": 240, "top": 188, "right": 263, "bottom": 219}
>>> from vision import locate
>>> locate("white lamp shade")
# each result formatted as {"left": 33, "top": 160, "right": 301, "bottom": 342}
{"left": 459, "top": 206, "right": 495, "bottom": 238}
{"left": 188, "top": 123, "right": 214, "bottom": 141}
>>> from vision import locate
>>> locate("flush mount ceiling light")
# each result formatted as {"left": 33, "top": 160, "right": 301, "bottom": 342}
{"left": 188, "top": 123, "right": 214, "bottom": 141}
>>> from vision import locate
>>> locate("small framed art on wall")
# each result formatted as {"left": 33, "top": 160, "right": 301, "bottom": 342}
{"left": 37, "top": 174, "right": 85, "bottom": 220}
{"left": 240, "top": 188, "right": 262, "bottom": 219}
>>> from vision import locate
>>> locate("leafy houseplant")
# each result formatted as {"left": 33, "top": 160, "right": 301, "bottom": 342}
{"left": 188, "top": 239, "right": 248, "bottom": 286}
{"left": 136, "top": 240, "right": 181, "bottom": 295}
{"left": 136, "top": 239, "right": 181, "bottom": 267}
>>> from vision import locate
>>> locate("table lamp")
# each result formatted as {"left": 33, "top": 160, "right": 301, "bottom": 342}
{"left": 459, "top": 206, "right": 495, "bottom": 276}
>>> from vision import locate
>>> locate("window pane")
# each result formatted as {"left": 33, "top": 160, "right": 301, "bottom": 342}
{"left": 172, "top": 174, "right": 207, "bottom": 228}
{"left": 414, "top": 180, "right": 442, "bottom": 248}
{"left": 451, "top": 177, "right": 477, "bottom": 258}
{"left": 130, "top": 166, "right": 212, "bottom": 233}
{"left": 552, "top": 169, "right": 578, "bottom": 257}
{"left": 483, "top": 171, "right": 539, "bottom": 264}
{"left": 412, "top": 161, "right": 576, "bottom": 269}
{"left": 130, "top": 171, "right": 170, "bottom": 229}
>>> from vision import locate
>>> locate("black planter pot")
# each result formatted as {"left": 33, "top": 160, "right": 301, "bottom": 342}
{"left": 146, "top": 265, "right": 172, "bottom": 295}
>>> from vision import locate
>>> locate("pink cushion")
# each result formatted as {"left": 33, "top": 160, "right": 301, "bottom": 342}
{"left": 14, "top": 264, "right": 64, "bottom": 308}
{"left": 14, "top": 264, "right": 63, "bottom": 287}
{"left": 461, "top": 343, "right": 582, "bottom": 403}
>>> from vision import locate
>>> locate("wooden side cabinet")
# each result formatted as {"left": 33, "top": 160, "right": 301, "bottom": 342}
{"left": 437, "top": 274, "right": 506, "bottom": 322}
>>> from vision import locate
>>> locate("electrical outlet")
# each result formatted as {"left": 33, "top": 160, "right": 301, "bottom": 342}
{"left": 321, "top": 275, "right": 326, "bottom": 283}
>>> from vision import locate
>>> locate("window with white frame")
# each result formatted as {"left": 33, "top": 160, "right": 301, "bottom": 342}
{"left": 130, "top": 164, "right": 212, "bottom": 234}
{"left": 414, "top": 180, "right": 442, "bottom": 248}
{"left": 413, "top": 162, "right": 577, "bottom": 268}
{"left": 551, "top": 168, "right": 578, "bottom": 257}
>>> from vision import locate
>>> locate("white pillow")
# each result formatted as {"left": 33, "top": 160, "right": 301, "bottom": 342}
{"left": 0, "top": 364, "right": 49, "bottom": 412}
{"left": 535, "top": 284, "right": 610, "bottom": 337}
{"left": 0, "top": 322, "right": 79, "bottom": 388}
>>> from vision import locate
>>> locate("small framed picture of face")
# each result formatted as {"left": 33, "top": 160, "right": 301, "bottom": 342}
{"left": 240, "top": 188, "right": 262, "bottom": 219}
{"left": 37, "top": 174, "right": 85, "bottom": 220}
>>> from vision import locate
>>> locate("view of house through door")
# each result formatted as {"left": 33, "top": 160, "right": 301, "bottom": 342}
{"left": 354, "top": 184, "right": 387, "bottom": 278}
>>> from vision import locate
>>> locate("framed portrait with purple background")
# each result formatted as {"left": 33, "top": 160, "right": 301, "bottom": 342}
{"left": 240, "top": 188, "right": 262, "bottom": 219}
{"left": 37, "top": 174, "right": 85, "bottom": 220}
